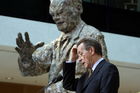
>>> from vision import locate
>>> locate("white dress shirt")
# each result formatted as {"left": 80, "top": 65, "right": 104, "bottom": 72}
{"left": 92, "top": 58, "right": 104, "bottom": 72}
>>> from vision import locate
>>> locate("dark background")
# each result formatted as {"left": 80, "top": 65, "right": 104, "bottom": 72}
{"left": 0, "top": 0, "right": 140, "bottom": 37}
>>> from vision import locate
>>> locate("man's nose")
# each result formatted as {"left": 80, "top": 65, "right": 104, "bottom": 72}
{"left": 77, "top": 57, "right": 82, "bottom": 62}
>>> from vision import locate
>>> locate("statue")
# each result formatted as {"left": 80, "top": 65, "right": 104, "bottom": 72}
{"left": 15, "top": 0, "right": 108, "bottom": 92}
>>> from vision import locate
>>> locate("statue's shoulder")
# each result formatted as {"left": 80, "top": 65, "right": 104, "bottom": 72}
{"left": 81, "top": 24, "right": 103, "bottom": 36}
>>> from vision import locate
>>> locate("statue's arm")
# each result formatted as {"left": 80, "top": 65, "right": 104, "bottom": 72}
{"left": 18, "top": 44, "right": 53, "bottom": 76}
{"left": 15, "top": 32, "right": 54, "bottom": 76}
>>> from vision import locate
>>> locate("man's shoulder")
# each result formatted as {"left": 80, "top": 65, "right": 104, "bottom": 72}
{"left": 103, "top": 61, "right": 118, "bottom": 71}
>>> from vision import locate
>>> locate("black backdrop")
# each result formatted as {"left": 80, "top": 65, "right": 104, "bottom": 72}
{"left": 0, "top": 0, "right": 140, "bottom": 37}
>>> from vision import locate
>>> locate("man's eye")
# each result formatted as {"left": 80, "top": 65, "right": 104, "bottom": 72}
{"left": 79, "top": 53, "right": 83, "bottom": 57}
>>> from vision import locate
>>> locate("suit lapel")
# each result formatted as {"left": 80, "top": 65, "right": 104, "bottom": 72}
{"left": 82, "top": 60, "right": 106, "bottom": 92}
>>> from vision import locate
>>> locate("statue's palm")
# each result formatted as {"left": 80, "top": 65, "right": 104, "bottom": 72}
{"left": 15, "top": 32, "right": 44, "bottom": 59}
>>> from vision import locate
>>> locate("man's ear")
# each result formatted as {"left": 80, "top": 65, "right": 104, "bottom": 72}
{"left": 89, "top": 47, "right": 95, "bottom": 55}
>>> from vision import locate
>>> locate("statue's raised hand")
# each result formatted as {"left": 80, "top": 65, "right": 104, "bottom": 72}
{"left": 15, "top": 32, "right": 44, "bottom": 59}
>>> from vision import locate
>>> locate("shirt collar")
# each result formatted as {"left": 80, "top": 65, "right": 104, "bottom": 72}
{"left": 92, "top": 58, "right": 104, "bottom": 72}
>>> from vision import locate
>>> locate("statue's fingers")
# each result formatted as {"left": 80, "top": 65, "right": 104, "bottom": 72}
{"left": 16, "top": 38, "right": 22, "bottom": 48}
{"left": 18, "top": 32, "right": 24, "bottom": 44}
{"left": 25, "top": 32, "right": 31, "bottom": 43}
{"left": 25, "top": 32, "right": 33, "bottom": 48}
{"left": 35, "top": 42, "right": 44, "bottom": 49}
{"left": 15, "top": 47, "right": 21, "bottom": 54}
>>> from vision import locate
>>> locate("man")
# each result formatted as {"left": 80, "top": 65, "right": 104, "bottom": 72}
{"left": 63, "top": 38, "right": 120, "bottom": 93}
{"left": 15, "top": 0, "right": 108, "bottom": 92}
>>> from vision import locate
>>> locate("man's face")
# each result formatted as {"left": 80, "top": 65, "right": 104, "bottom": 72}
{"left": 49, "top": 1, "right": 79, "bottom": 33}
{"left": 77, "top": 43, "right": 93, "bottom": 69}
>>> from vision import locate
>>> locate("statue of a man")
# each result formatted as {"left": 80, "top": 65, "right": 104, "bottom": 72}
{"left": 15, "top": 0, "right": 108, "bottom": 93}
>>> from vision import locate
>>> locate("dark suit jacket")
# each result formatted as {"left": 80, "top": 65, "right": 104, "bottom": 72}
{"left": 63, "top": 59, "right": 119, "bottom": 93}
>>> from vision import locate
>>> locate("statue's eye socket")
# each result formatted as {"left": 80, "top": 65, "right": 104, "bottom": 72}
{"left": 58, "top": 10, "right": 63, "bottom": 14}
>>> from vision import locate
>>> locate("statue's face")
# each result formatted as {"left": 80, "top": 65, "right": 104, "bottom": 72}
{"left": 49, "top": 0, "right": 80, "bottom": 33}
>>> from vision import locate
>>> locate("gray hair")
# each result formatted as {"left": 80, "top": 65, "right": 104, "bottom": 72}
{"left": 77, "top": 38, "right": 102, "bottom": 56}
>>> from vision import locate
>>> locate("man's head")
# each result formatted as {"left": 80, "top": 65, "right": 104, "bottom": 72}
{"left": 77, "top": 38, "right": 102, "bottom": 68}
{"left": 49, "top": 0, "right": 83, "bottom": 33}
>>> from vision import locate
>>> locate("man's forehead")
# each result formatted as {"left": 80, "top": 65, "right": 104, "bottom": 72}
{"left": 77, "top": 43, "right": 84, "bottom": 50}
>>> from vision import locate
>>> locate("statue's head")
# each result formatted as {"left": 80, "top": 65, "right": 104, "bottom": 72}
{"left": 49, "top": 0, "right": 83, "bottom": 33}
